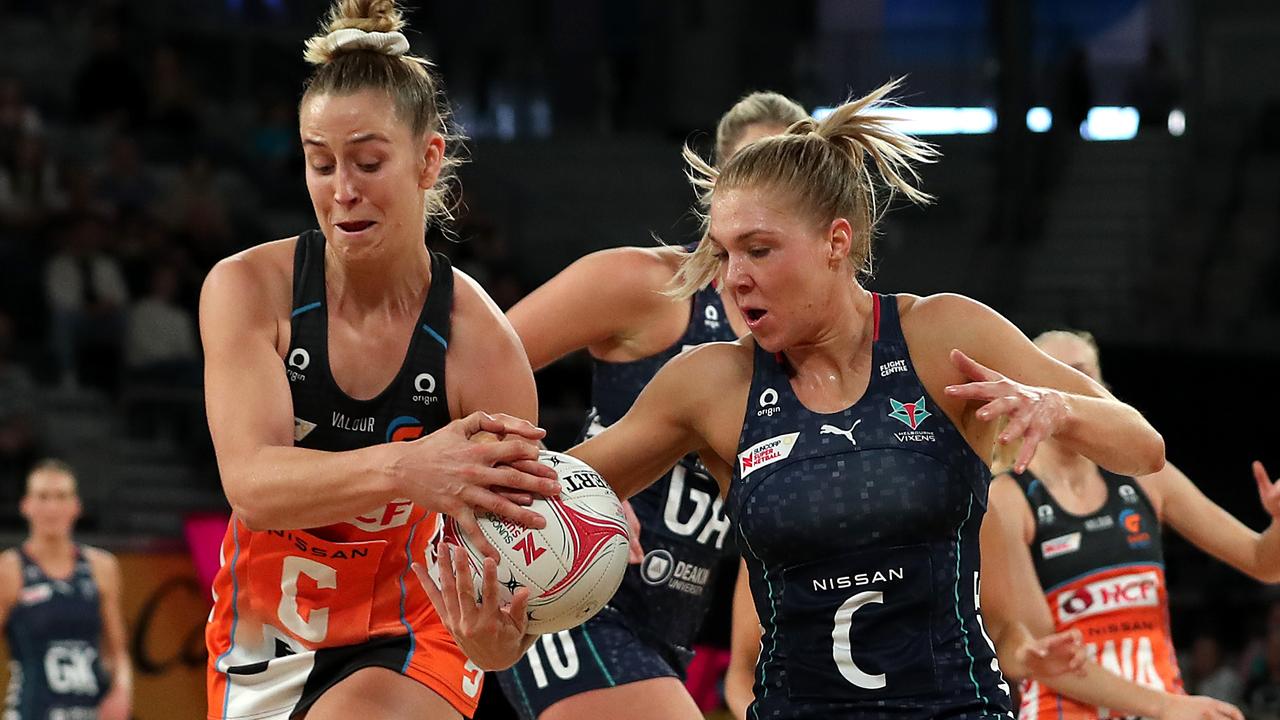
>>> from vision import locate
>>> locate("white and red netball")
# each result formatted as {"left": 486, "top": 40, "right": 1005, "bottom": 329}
{"left": 426, "top": 450, "right": 631, "bottom": 634}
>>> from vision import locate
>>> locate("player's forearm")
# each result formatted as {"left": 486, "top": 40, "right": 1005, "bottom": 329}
{"left": 1055, "top": 395, "right": 1164, "bottom": 477}
{"left": 991, "top": 618, "right": 1032, "bottom": 679}
{"left": 1251, "top": 520, "right": 1280, "bottom": 583}
{"left": 220, "top": 443, "right": 402, "bottom": 531}
{"left": 1038, "top": 662, "right": 1167, "bottom": 718}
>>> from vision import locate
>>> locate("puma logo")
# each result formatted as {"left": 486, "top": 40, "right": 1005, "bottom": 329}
{"left": 820, "top": 420, "right": 861, "bottom": 446}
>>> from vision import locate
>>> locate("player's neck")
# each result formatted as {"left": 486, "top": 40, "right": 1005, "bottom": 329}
{"left": 25, "top": 533, "right": 75, "bottom": 561}
{"left": 324, "top": 237, "right": 432, "bottom": 314}
{"left": 780, "top": 283, "right": 874, "bottom": 389}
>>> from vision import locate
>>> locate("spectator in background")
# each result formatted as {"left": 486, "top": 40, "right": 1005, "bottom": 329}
{"left": 146, "top": 43, "right": 201, "bottom": 137}
{"left": 95, "top": 136, "right": 155, "bottom": 217}
{"left": 1246, "top": 624, "right": 1280, "bottom": 720}
{"left": 249, "top": 98, "right": 300, "bottom": 206}
{"left": 124, "top": 263, "right": 198, "bottom": 385}
{"left": 59, "top": 165, "right": 113, "bottom": 221}
{"left": 1184, "top": 633, "right": 1244, "bottom": 705}
{"left": 72, "top": 14, "right": 145, "bottom": 130}
{"left": 0, "top": 310, "right": 41, "bottom": 505}
{"left": 0, "top": 130, "right": 67, "bottom": 228}
{"left": 44, "top": 214, "right": 128, "bottom": 390}
{"left": 0, "top": 76, "right": 43, "bottom": 158}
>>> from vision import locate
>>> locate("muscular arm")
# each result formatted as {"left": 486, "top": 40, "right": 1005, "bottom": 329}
{"left": 451, "top": 270, "right": 541, "bottom": 424}
{"left": 726, "top": 558, "right": 762, "bottom": 720}
{"left": 200, "top": 252, "right": 404, "bottom": 531}
{"left": 506, "top": 247, "right": 684, "bottom": 370}
{"left": 569, "top": 343, "right": 745, "bottom": 500}
{"left": 909, "top": 295, "right": 1163, "bottom": 476}
{"left": 1152, "top": 461, "right": 1280, "bottom": 583}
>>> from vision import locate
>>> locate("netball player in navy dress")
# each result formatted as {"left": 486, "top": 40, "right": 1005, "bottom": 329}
{"left": 426, "top": 79, "right": 1157, "bottom": 718}
{"left": 0, "top": 461, "right": 131, "bottom": 720}
{"left": 495, "top": 93, "right": 807, "bottom": 720}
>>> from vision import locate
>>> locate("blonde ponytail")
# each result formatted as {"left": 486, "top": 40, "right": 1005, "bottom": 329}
{"left": 670, "top": 78, "right": 937, "bottom": 298}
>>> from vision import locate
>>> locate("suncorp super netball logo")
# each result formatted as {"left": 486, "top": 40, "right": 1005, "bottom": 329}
{"left": 1056, "top": 570, "right": 1160, "bottom": 623}
{"left": 738, "top": 433, "right": 799, "bottom": 478}
{"left": 386, "top": 416, "right": 424, "bottom": 443}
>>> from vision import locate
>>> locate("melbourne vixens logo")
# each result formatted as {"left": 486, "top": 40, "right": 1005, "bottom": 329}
{"left": 888, "top": 396, "right": 935, "bottom": 443}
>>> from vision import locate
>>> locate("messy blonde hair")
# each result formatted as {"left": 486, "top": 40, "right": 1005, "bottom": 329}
{"left": 715, "top": 91, "right": 810, "bottom": 164}
{"left": 671, "top": 79, "right": 937, "bottom": 297}
{"left": 301, "top": 0, "right": 464, "bottom": 224}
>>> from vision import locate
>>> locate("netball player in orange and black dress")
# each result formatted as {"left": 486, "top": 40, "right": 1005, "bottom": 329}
{"left": 990, "top": 331, "right": 1254, "bottom": 720}
{"left": 201, "top": 2, "right": 560, "bottom": 718}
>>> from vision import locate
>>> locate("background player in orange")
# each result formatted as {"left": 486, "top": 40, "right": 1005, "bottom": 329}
{"left": 492, "top": 92, "right": 804, "bottom": 720}
{"left": 0, "top": 460, "right": 132, "bottom": 720}
{"left": 424, "top": 80, "right": 1167, "bottom": 719}
{"left": 200, "top": 1, "right": 561, "bottom": 718}
{"left": 986, "top": 329, "right": 1269, "bottom": 720}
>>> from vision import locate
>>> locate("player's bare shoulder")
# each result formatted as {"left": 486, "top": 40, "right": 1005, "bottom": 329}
{"left": 897, "top": 292, "right": 990, "bottom": 332}
{"left": 200, "top": 237, "right": 301, "bottom": 351}
{"left": 450, "top": 264, "right": 512, "bottom": 334}
{"left": 896, "top": 292, "right": 993, "bottom": 382}
{"left": 81, "top": 545, "right": 122, "bottom": 588}
{"left": 661, "top": 337, "right": 755, "bottom": 418}
{"left": 0, "top": 547, "right": 19, "bottom": 584}
{"left": 201, "top": 238, "right": 298, "bottom": 317}
{"left": 586, "top": 245, "right": 685, "bottom": 284}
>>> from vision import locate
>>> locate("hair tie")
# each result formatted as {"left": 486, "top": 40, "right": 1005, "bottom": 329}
{"left": 321, "top": 28, "right": 410, "bottom": 57}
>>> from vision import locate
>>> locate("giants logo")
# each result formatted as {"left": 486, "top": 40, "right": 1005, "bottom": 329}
{"left": 386, "top": 416, "right": 424, "bottom": 443}
{"left": 513, "top": 533, "right": 547, "bottom": 566}
{"left": 1056, "top": 570, "right": 1160, "bottom": 623}
{"left": 1119, "top": 509, "right": 1152, "bottom": 548}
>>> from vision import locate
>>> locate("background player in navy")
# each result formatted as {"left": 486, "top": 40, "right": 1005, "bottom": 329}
{"left": 986, "top": 330, "right": 1280, "bottom": 720}
{"left": 0, "top": 460, "right": 131, "bottom": 720}
{"left": 199, "top": 1, "right": 562, "bottom": 717}
{"left": 426, "top": 79, "right": 1165, "bottom": 718}
{"left": 493, "top": 92, "right": 806, "bottom": 720}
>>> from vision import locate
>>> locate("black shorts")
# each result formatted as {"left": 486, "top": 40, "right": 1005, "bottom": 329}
{"left": 494, "top": 607, "right": 692, "bottom": 720}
